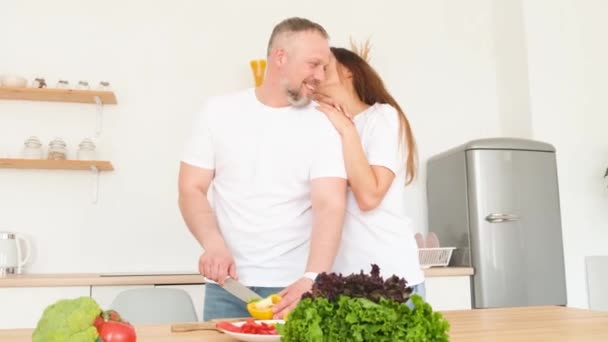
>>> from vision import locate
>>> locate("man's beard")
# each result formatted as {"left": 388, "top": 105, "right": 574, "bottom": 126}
{"left": 286, "top": 88, "right": 312, "bottom": 107}
{"left": 283, "top": 79, "right": 318, "bottom": 107}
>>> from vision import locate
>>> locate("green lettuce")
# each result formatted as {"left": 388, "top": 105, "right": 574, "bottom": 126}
{"left": 282, "top": 295, "right": 449, "bottom": 342}
{"left": 281, "top": 265, "right": 449, "bottom": 341}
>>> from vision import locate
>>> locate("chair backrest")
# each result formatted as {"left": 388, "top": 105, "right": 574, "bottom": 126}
{"left": 586, "top": 256, "right": 608, "bottom": 311}
{"left": 110, "top": 287, "right": 198, "bottom": 324}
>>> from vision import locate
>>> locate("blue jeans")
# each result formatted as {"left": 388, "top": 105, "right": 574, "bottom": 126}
{"left": 406, "top": 282, "right": 426, "bottom": 309}
{"left": 203, "top": 283, "right": 284, "bottom": 321}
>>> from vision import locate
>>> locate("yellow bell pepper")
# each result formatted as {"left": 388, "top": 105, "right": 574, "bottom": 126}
{"left": 247, "top": 294, "right": 282, "bottom": 320}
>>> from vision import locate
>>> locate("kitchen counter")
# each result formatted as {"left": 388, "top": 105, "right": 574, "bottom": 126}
{"left": 0, "top": 306, "right": 606, "bottom": 341}
{"left": 0, "top": 273, "right": 206, "bottom": 287}
{"left": 423, "top": 266, "right": 473, "bottom": 277}
{"left": 0, "top": 267, "right": 473, "bottom": 288}
{"left": 444, "top": 305, "right": 608, "bottom": 341}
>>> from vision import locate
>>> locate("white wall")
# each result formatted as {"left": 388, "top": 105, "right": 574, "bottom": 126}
{"left": 0, "top": 0, "right": 501, "bottom": 274}
{"left": 491, "top": 0, "right": 533, "bottom": 138}
{"left": 521, "top": 0, "right": 608, "bottom": 308}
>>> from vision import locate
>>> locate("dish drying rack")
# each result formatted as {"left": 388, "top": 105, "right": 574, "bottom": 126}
{"left": 418, "top": 247, "right": 456, "bottom": 268}
{"left": 416, "top": 232, "right": 456, "bottom": 268}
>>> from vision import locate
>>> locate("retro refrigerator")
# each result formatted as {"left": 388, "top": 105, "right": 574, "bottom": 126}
{"left": 426, "top": 138, "right": 567, "bottom": 308}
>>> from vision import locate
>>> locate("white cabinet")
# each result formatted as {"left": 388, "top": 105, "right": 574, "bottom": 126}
{"left": 155, "top": 284, "right": 205, "bottom": 321}
{"left": 0, "top": 286, "right": 90, "bottom": 329}
{"left": 425, "top": 276, "right": 472, "bottom": 310}
{"left": 0, "top": 274, "right": 470, "bottom": 329}
{"left": 90, "top": 285, "right": 153, "bottom": 311}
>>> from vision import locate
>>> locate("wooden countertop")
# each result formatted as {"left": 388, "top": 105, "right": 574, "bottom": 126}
{"left": 0, "top": 273, "right": 206, "bottom": 288}
{"left": 0, "top": 306, "right": 605, "bottom": 341}
{"left": 0, "top": 267, "right": 473, "bottom": 288}
{"left": 423, "top": 266, "right": 473, "bottom": 277}
{"left": 443, "top": 305, "right": 608, "bottom": 341}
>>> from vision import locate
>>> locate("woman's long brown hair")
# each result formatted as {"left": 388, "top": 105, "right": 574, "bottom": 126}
{"left": 331, "top": 47, "right": 418, "bottom": 185}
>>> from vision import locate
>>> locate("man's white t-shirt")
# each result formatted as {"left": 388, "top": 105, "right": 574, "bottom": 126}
{"left": 182, "top": 88, "right": 346, "bottom": 287}
{"left": 333, "top": 103, "right": 425, "bottom": 286}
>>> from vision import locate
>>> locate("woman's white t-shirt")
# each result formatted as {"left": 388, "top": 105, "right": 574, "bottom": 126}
{"left": 332, "top": 103, "right": 425, "bottom": 286}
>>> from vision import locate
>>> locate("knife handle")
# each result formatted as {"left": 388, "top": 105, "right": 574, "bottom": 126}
{"left": 171, "top": 322, "right": 218, "bottom": 332}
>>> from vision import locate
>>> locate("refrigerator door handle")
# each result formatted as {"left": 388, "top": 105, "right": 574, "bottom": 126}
{"left": 485, "top": 213, "right": 519, "bottom": 223}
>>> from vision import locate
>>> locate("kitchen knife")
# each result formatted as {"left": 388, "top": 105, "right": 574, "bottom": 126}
{"left": 223, "top": 277, "right": 262, "bottom": 303}
{"left": 171, "top": 317, "right": 252, "bottom": 332}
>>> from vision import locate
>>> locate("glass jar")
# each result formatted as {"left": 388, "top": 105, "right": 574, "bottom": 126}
{"left": 77, "top": 138, "right": 96, "bottom": 161}
{"left": 76, "top": 81, "right": 90, "bottom": 90}
{"left": 47, "top": 138, "right": 67, "bottom": 160}
{"left": 56, "top": 80, "right": 70, "bottom": 89}
{"left": 97, "top": 81, "right": 111, "bottom": 91}
{"left": 22, "top": 136, "right": 43, "bottom": 159}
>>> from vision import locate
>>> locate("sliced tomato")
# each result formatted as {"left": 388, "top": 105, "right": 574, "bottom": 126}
{"left": 216, "top": 319, "right": 279, "bottom": 335}
{"left": 243, "top": 320, "right": 278, "bottom": 335}
{"left": 216, "top": 321, "right": 242, "bottom": 333}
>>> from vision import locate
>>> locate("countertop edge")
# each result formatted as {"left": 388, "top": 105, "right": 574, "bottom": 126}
{"left": 0, "top": 267, "right": 474, "bottom": 288}
{"left": 424, "top": 267, "right": 474, "bottom": 277}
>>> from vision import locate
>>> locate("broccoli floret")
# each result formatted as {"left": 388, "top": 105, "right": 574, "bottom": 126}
{"left": 32, "top": 296, "right": 101, "bottom": 342}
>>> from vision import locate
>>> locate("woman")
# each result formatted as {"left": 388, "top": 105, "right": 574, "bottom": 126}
{"left": 315, "top": 47, "right": 425, "bottom": 299}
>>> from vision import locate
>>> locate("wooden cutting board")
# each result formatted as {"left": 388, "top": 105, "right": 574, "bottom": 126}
{"left": 171, "top": 317, "right": 251, "bottom": 332}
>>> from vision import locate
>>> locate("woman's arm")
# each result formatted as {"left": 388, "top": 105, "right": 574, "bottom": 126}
{"left": 340, "top": 127, "right": 395, "bottom": 211}
{"left": 317, "top": 102, "right": 396, "bottom": 211}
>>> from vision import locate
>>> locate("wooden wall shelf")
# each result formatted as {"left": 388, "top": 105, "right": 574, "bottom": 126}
{"left": 0, "top": 87, "right": 117, "bottom": 104}
{"left": 0, "top": 158, "right": 114, "bottom": 171}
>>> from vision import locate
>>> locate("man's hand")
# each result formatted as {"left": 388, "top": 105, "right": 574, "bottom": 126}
{"left": 272, "top": 277, "right": 314, "bottom": 319}
{"left": 198, "top": 247, "right": 237, "bottom": 286}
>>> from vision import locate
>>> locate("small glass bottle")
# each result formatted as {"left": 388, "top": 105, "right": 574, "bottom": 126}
{"left": 77, "top": 138, "right": 96, "bottom": 161}
{"left": 47, "top": 138, "right": 67, "bottom": 160}
{"left": 23, "top": 136, "right": 43, "bottom": 159}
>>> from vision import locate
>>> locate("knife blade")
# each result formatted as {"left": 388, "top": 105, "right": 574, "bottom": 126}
{"left": 222, "top": 277, "right": 262, "bottom": 303}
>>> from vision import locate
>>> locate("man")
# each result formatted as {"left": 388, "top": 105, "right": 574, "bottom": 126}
{"left": 178, "top": 17, "right": 347, "bottom": 320}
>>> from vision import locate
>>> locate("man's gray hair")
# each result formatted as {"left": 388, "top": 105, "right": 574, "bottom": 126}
{"left": 267, "top": 17, "right": 329, "bottom": 56}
